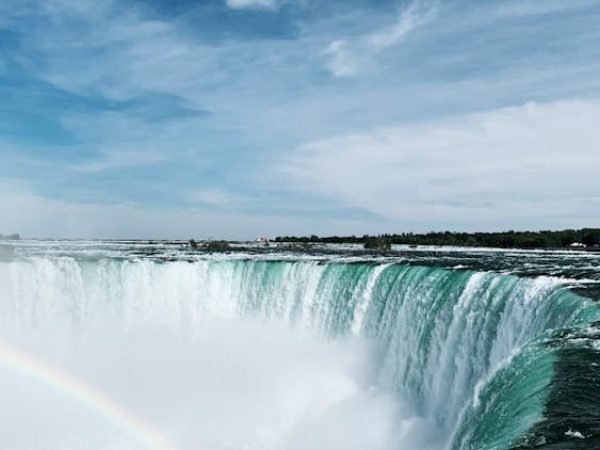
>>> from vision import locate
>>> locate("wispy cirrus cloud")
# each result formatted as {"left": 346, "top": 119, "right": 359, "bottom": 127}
{"left": 366, "top": 0, "right": 437, "bottom": 50}
{"left": 323, "top": 40, "right": 363, "bottom": 77}
{"left": 324, "top": 0, "right": 438, "bottom": 77}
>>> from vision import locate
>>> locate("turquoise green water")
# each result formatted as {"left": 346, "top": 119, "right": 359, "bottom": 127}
{"left": 1, "top": 253, "right": 599, "bottom": 449}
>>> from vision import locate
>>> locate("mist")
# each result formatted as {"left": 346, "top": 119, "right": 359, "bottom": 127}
{"left": 0, "top": 313, "right": 440, "bottom": 450}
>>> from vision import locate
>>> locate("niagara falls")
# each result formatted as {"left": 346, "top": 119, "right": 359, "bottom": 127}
{"left": 0, "top": 240, "right": 599, "bottom": 449}
{"left": 1, "top": 0, "right": 600, "bottom": 448}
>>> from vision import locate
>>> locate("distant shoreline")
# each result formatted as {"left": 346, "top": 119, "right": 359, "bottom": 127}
{"left": 273, "top": 228, "right": 600, "bottom": 251}
{"left": 5, "top": 228, "right": 600, "bottom": 253}
{"left": 227, "top": 242, "right": 600, "bottom": 255}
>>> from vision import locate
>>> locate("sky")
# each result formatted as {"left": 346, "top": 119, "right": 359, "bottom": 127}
{"left": 0, "top": 0, "right": 599, "bottom": 239}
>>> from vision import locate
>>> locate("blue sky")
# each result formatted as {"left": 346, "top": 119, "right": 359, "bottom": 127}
{"left": 1, "top": 0, "right": 599, "bottom": 239}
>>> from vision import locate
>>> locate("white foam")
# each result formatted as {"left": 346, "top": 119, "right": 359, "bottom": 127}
{"left": 565, "top": 429, "right": 586, "bottom": 439}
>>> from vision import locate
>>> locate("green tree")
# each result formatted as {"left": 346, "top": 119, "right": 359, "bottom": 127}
{"left": 364, "top": 236, "right": 392, "bottom": 253}
{"left": 205, "top": 240, "right": 230, "bottom": 251}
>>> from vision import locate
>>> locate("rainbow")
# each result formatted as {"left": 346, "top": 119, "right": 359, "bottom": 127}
{"left": 0, "top": 340, "right": 176, "bottom": 450}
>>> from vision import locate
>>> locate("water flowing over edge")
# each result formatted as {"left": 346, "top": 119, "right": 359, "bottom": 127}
{"left": 0, "top": 255, "right": 599, "bottom": 450}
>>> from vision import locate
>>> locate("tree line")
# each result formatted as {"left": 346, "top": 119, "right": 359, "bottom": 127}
{"left": 275, "top": 229, "right": 600, "bottom": 249}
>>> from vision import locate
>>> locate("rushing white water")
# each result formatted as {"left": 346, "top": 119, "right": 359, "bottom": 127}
{"left": 0, "top": 252, "right": 598, "bottom": 450}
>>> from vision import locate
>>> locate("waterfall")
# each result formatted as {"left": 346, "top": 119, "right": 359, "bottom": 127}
{"left": 0, "top": 255, "right": 598, "bottom": 450}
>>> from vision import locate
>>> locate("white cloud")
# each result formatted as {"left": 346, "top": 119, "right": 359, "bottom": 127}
{"left": 366, "top": 0, "right": 436, "bottom": 51}
{"left": 324, "top": 0, "right": 437, "bottom": 77}
{"left": 25, "top": 0, "right": 219, "bottom": 103}
{"left": 323, "top": 40, "right": 362, "bottom": 77}
{"left": 225, "top": 0, "right": 279, "bottom": 10}
{"left": 281, "top": 99, "right": 600, "bottom": 230}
